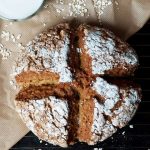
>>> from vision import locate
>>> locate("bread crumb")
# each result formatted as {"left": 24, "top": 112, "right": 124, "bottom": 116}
{"left": 39, "top": 140, "right": 43, "bottom": 143}
{"left": 129, "top": 125, "right": 134, "bottom": 128}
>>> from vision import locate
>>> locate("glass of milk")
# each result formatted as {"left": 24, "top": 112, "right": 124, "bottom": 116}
{"left": 0, "top": 0, "right": 44, "bottom": 21}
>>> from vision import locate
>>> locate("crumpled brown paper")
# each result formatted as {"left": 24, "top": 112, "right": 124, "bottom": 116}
{"left": 0, "top": 0, "right": 150, "bottom": 149}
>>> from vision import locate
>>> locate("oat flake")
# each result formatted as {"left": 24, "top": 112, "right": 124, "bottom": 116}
{"left": 93, "top": 0, "right": 112, "bottom": 21}
{"left": 69, "top": 0, "right": 88, "bottom": 17}
{"left": 0, "top": 43, "right": 12, "bottom": 60}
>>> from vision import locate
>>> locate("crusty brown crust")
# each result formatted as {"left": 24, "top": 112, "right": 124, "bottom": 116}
{"left": 12, "top": 23, "right": 141, "bottom": 147}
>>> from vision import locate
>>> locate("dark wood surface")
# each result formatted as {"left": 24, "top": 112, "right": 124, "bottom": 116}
{"left": 11, "top": 20, "right": 150, "bottom": 150}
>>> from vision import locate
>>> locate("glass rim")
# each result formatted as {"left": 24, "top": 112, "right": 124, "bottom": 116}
{"left": 0, "top": 0, "right": 45, "bottom": 22}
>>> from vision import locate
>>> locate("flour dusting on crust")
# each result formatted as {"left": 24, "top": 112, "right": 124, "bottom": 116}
{"left": 83, "top": 26, "right": 138, "bottom": 75}
{"left": 16, "top": 96, "right": 69, "bottom": 147}
{"left": 12, "top": 24, "right": 72, "bottom": 83}
{"left": 90, "top": 77, "right": 141, "bottom": 144}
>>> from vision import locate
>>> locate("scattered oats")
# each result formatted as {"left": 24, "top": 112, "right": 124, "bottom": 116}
{"left": 56, "top": 0, "right": 64, "bottom": 4}
{"left": 1, "top": 31, "right": 22, "bottom": 44}
{"left": 129, "top": 125, "right": 134, "bottom": 129}
{"left": 52, "top": 2, "right": 65, "bottom": 16}
{"left": 0, "top": 30, "right": 24, "bottom": 56}
{"left": 1, "top": 30, "right": 25, "bottom": 50}
{"left": 53, "top": 0, "right": 88, "bottom": 17}
{"left": 1, "top": 31, "right": 10, "bottom": 41}
{"left": 40, "top": 20, "right": 47, "bottom": 27}
{"left": 43, "top": 23, "right": 47, "bottom": 27}
{"left": 94, "top": 148, "right": 103, "bottom": 150}
{"left": 0, "top": 43, "right": 12, "bottom": 60}
{"left": 122, "top": 131, "right": 125, "bottom": 135}
{"left": 56, "top": 8, "right": 62, "bottom": 14}
{"left": 0, "top": 43, "right": 3, "bottom": 48}
{"left": 17, "top": 43, "right": 22, "bottom": 47}
{"left": 11, "top": 34, "right": 15, "bottom": 39}
{"left": 60, "top": 0, "right": 64, "bottom": 4}
{"left": 11, "top": 34, "right": 16, "bottom": 43}
{"left": 17, "top": 43, "right": 25, "bottom": 50}
{"left": 44, "top": 4, "right": 49, "bottom": 8}
{"left": 55, "top": 8, "right": 65, "bottom": 14}
{"left": 93, "top": 0, "right": 112, "bottom": 21}
{"left": 16, "top": 34, "right": 22, "bottom": 40}
{"left": 13, "top": 39, "right": 16, "bottom": 43}
{"left": 68, "top": 0, "right": 88, "bottom": 17}
{"left": 115, "top": 0, "right": 119, "bottom": 5}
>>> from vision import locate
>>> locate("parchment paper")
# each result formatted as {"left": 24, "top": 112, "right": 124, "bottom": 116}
{"left": 0, "top": 0, "right": 150, "bottom": 149}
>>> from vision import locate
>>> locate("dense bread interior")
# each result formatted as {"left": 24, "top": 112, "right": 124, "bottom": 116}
{"left": 77, "top": 25, "right": 93, "bottom": 77}
{"left": 15, "top": 71, "right": 60, "bottom": 87}
{"left": 16, "top": 83, "right": 77, "bottom": 101}
{"left": 77, "top": 89, "right": 95, "bottom": 143}
{"left": 14, "top": 24, "right": 141, "bottom": 146}
{"left": 67, "top": 97, "right": 79, "bottom": 144}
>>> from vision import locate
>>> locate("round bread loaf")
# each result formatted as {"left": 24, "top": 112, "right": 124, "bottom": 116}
{"left": 11, "top": 23, "right": 141, "bottom": 147}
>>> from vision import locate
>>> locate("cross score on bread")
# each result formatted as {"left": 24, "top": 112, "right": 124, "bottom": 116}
{"left": 12, "top": 24, "right": 141, "bottom": 147}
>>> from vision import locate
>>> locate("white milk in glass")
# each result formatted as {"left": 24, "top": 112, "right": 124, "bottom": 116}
{"left": 0, "top": 0, "right": 44, "bottom": 20}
